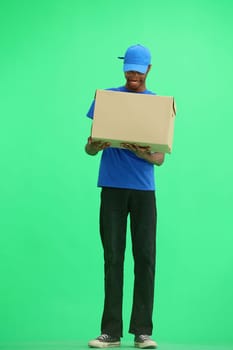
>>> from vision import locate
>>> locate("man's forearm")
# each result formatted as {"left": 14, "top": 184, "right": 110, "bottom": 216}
{"left": 139, "top": 151, "right": 165, "bottom": 166}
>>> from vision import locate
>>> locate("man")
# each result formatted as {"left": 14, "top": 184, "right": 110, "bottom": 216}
{"left": 85, "top": 44, "right": 165, "bottom": 349}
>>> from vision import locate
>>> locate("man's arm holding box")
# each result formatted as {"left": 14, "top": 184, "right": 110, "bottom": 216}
{"left": 121, "top": 143, "right": 165, "bottom": 166}
{"left": 137, "top": 149, "right": 165, "bottom": 166}
{"left": 85, "top": 137, "right": 164, "bottom": 166}
{"left": 142, "top": 151, "right": 165, "bottom": 166}
{"left": 85, "top": 136, "right": 111, "bottom": 156}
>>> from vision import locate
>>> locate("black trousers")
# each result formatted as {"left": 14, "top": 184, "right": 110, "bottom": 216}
{"left": 99, "top": 187, "right": 157, "bottom": 337}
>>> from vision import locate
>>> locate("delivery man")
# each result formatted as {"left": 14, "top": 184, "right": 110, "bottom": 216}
{"left": 85, "top": 44, "right": 165, "bottom": 349}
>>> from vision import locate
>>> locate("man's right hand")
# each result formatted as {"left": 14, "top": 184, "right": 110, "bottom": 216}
{"left": 85, "top": 136, "right": 111, "bottom": 155}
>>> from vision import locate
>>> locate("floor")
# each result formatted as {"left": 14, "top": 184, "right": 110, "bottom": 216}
{"left": 0, "top": 342, "right": 232, "bottom": 350}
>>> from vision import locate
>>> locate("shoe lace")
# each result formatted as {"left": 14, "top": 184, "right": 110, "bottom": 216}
{"left": 139, "top": 335, "right": 151, "bottom": 341}
{"left": 98, "top": 334, "right": 110, "bottom": 341}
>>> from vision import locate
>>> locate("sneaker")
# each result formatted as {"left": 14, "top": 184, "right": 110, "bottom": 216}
{"left": 134, "top": 335, "right": 157, "bottom": 349}
{"left": 88, "top": 334, "right": 121, "bottom": 348}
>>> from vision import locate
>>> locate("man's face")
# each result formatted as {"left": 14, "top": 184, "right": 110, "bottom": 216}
{"left": 124, "top": 66, "right": 150, "bottom": 92}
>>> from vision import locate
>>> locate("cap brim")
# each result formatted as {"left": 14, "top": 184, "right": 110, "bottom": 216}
{"left": 123, "top": 63, "right": 148, "bottom": 74}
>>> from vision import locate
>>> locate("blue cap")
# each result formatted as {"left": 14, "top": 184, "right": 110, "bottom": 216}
{"left": 118, "top": 44, "right": 151, "bottom": 74}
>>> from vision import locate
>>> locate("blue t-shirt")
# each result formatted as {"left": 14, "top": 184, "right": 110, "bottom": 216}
{"left": 86, "top": 86, "right": 156, "bottom": 191}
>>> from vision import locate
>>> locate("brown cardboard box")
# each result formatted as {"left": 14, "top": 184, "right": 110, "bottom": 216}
{"left": 91, "top": 89, "right": 176, "bottom": 153}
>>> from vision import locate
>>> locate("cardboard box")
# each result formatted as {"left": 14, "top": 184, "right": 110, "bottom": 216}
{"left": 91, "top": 89, "right": 176, "bottom": 153}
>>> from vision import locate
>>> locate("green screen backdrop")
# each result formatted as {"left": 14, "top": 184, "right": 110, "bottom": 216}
{"left": 0, "top": 0, "right": 233, "bottom": 347}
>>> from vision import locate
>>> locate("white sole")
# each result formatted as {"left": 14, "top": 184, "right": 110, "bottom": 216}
{"left": 88, "top": 341, "right": 121, "bottom": 348}
{"left": 135, "top": 342, "right": 157, "bottom": 349}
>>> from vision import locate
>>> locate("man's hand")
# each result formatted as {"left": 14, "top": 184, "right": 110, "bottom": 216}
{"left": 121, "top": 143, "right": 165, "bottom": 166}
{"left": 85, "top": 136, "right": 111, "bottom": 156}
{"left": 121, "top": 143, "right": 151, "bottom": 157}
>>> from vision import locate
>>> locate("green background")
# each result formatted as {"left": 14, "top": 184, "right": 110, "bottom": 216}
{"left": 0, "top": 0, "right": 233, "bottom": 347}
